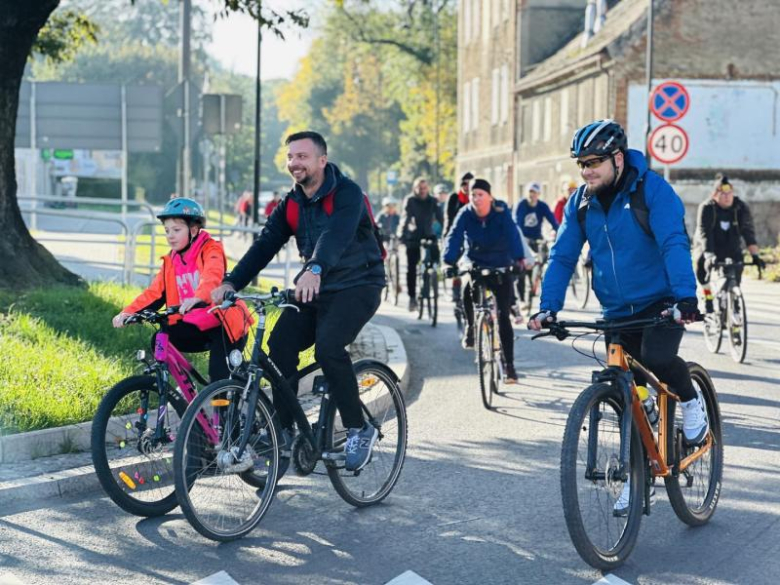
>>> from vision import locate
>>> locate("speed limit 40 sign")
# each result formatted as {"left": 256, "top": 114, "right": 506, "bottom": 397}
{"left": 648, "top": 123, "right": 689, "bottom": 165}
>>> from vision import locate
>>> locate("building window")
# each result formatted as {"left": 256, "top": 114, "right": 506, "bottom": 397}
{"left": 544, "top": 97, "right": 553, "bottom": 142}
{"left": 560, "top": 87, "right": 570, "bottom": 136}
{"left": 464, "top": 0, "right": 471, "bottom": 43}
{"left": 463, "top": 81, "right": 471, "bottom": 134}
{"left": 471, "top": 77, "right": 480, "bottom": 131}
{"left": 473, "top": 0, "right": 480, "bottom": 41}
{"left": 532, "top": 100, "right": 541, "bottom": 143}
{"left": 491, "top": 68, "right": 500, "bottom": 126}
{"left": 500, "top": 65, "right": 509, "bottom": 124}
{"left": 521, "top": 103, "right": 531, "bottom": 144}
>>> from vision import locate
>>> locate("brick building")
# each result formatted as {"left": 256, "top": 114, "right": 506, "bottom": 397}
{"left": 458, "top": 0, "right": 780, "bottom": 244}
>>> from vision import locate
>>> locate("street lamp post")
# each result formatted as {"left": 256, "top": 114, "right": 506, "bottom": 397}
{"left": 252, "top": 7, "right": 262, "bottom": 238}
{"left": 644, "top": 0, "right": 655, "bottom": 165}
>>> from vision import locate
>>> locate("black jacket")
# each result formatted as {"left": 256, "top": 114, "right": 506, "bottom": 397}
{"left": 397, "top": 193, "right": 443, "bottom": 244}
{"left": 444, "top": 191, "right": 468, "bottom": 236}
{"left": 696, "top": 197, "right": 757, "bottom": 259}
{"left": 225, "top": 163, "right": 385, "bottom": 293}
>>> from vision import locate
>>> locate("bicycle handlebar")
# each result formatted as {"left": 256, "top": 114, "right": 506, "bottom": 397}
{"left": 124, "top": 301, "right": 208, "bottom": 325}
{"left": 217, "top": 287, "right": 299, "bottom": 312}
{"left": 531, "top": 312, "right": 702, "bottom": 342}
{"left": 445, "top": 265, "right": 520, "bottom": 278}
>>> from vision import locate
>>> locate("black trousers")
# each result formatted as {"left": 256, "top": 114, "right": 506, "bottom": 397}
{"left": 695, "top": 253, "right": 743, "bottom": 286}
{"left": 604, "top": 302, "right": 695, "bottom": 402}
{"left": 515, "top": 239, "right": 540, "bottom": 304}
{"left": 267, "top": 285, "right": 382, "bottom": 430}
{"left": 464, "top": 273, "right": 516, "bottom": 370}
{"left": 155, "top": 321, "right": 247, "bottom": 383}
{"left": 405, "top": 241, "right": 440, "bottom": 299}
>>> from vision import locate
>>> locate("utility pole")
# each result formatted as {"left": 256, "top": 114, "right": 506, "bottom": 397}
{"left": 644, "top": 0, "right": 654, "bottom": 165}
{"left": 252, "top": 8, "right": 262, "bottom": 238}
{"left": 179, "top": 0, "right": 192, "bottom": 198}
{"left": 434, "top": 0, "right": 441, "bottom": 186}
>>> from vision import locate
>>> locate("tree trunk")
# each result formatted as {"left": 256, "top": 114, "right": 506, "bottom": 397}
{"left": 0, "top": 0, "right": 82, "bottom": 288}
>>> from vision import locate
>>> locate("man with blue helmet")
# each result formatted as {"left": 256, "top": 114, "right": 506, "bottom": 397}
{"left": 528, "top": 120, "right": 708, "bottom": 512}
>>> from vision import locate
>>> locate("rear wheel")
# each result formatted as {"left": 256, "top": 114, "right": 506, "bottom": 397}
{"left": 726, "top": 288, "right": 748, "bottom": 363}
{"left": 665, "top": 363, "right": 723, "bottom": 526}
{"left": 575, "top": 261, "right": 591, "bottom": 309}
{"left": 392, "top": 253, "right": 401, "bottom": 306}
{"left": 327, "top": 361, "right": 407, "bottom": 507}
{"left": 430, "top": 271, "right": 438, "bottom": 327}
{"left": 477, "top": 314, "right": 497, "bottom": 410}
{"left": 702, "top": 293, "right": 723, "bottom": 354}
{"left": 560, "top": 383, "right": 644, "bottom": 570}
{"left": 91, "top": 375, "right": 187, "bottom": 517}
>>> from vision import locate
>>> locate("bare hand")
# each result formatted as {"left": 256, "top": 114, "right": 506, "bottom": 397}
{"left": 179, "top": 297, "right": 204, "bottom": 314}
{"left": 211, "top": 283, "right": 236, "bottom": 304}
{"left": 112, "top": 312, "right": 132, "bottom": 328}
{"left": 295, "top": 271, "right": 321, "bottom": 303}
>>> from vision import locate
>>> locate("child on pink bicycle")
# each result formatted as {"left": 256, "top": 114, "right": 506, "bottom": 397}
{"left": 112, "top": 197, "right": 251, "bottom": 382}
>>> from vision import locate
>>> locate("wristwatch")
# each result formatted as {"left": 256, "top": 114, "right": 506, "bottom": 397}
{"left": 306, "top": 263, "right": 323, "bottom": 276}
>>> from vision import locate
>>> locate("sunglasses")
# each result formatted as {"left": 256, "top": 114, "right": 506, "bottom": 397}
{"left": 718, "top": 184, "right": 733, "bottom": 194}
{"left": 576, "top": 155, "right": 613, "bottom": 170}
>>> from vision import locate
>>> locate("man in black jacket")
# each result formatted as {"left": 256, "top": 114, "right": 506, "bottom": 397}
{"left": 695, "top": 175, "right": 764, "bottom": 312}
{"left": 211, "top": 131, "right": 385, "bottom": 473}
{"left": 398, "top": 177, "right": 443, "bottom": 311}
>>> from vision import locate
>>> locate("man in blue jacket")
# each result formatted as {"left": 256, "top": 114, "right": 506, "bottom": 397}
{"left": 528, "top": 120, "right": 708, "bottom": 511}
{"left": 444, "top": 178, "right": 525, "bottom": 383}
{"left": 211, "top": 131, "right": 385, "bottom": 474}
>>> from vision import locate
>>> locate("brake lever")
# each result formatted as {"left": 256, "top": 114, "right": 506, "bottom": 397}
{"left": 531, "top": 331, "right": 551, "bottom": 340}
{"left": 278, "top": 302, "right": 301, "bottom": 313}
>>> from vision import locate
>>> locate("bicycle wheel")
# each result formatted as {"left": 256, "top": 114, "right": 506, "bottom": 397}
{"left": 173, "top": 380, "right": 280, "bottom": 541}
{"left": 417, "top": 270, "right": 426, "bottom": 320}
{"left": 392, "top": 253, "right": 401, "bottom": 306}
{"left": 702, "top": 299, "right": 723, "bottom": 354}
{"left": 477, "top": 314, "right": 497, "bottom": 410}
{"left": 665, "top": 363, "right": 723, "bottom": 526}
{"left": 726, "top": 288, "right": 748, "bottom": 363}
{"left": 91, "top": 375, "right": 187, "bottom": 517}
{"left": 560, "top": 383, "right": 644, "bottom": 570}
{"left": 576, "top": 263, "right": 591, "bottom": 309}
{"left": 525, "top": 268, "right": 539, "bottom": 316}
{"left": 430, "top": 272, "right": 438, "bottom": 327}
{"left": 326, "top": 361, "right": 408, "bottom": 507}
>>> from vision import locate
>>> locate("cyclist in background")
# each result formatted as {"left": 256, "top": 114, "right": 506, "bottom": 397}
{"left": 113, "top": 198, "right": 251, "bottom": 383}
{"left": 444, "top": 178, "right": 525, "bottom": 383}
{"left": 554, "top": 179, "right": 578, "bottom": 225}
{"left": 433, "top": 183, "right": 449, "bottom": 238}
{"left": 444, "top": 172, "right": 473, "bottom": 303}
{"left": 694, "top": 174, "right": 765, "bottom": 313}
{"left": 398, "top": 177, "right": 443, "bottom": 312}
{"left": 528, "top": 119, "right": 709, "bottom": 450}
{"left": 376, "top": 196, "right": 400, "bottom": 243}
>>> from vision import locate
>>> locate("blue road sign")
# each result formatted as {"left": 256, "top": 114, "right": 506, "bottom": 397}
{"left": 650, "top": 81, "right": 690, "bottom": 122}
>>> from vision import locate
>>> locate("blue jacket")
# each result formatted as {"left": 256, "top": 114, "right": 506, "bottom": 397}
{"left": 540, "top": 149, "right": 696, "bottom": 319}
{"left": 444, "top": 200, "right": 525, "bottom": 268}
{"left": 514, "top": 199, "right": 559, "bottom": 241}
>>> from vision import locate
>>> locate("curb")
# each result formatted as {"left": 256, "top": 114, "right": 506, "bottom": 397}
{"left": 0, "top": 323, "right": 410, "bottom": 508}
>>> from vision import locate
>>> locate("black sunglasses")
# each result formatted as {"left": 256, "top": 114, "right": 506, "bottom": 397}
{"left": 576, "top": 154, "right": 613, "bottom": 170}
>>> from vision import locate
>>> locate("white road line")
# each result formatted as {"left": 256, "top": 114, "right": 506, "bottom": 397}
{"left": 0, "top": 574, "right": 26, "bottom": 585}
{"left": 592, "top": 574, "right": 634, "bottom": 585}
{"left": 385, "top": 570, "right": 434, "bottom": 585}
{"left": 191, "top": 571, "right": 241, "bottom": 585}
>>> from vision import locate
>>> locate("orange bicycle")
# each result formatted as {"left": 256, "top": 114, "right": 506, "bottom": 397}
{"left": 533, "top": 315, "right": 723, "bottom": 569}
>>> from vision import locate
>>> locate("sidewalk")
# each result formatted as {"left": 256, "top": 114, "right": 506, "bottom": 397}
{"left": 0, "top": 322, "right": 409, "bottom": 508}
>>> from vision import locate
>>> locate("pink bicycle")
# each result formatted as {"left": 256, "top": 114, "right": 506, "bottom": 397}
{"left": 90, "top": 306, "right": 261, "bottom": 517}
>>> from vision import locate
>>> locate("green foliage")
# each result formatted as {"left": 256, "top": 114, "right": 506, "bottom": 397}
{"left": 32, "top": 10, "right": 99, "bottom": 64}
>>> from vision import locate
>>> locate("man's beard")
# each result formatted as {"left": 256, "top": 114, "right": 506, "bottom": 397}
{"left": 586, "top": 180, "right": 613, "bottom": 199}
{"left": 291, "top": 169, "right": 311, "bottom": 185}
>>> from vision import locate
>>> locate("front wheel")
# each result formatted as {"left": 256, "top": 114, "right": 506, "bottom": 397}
{"left": 173, "top": 380, "right": 280, "bottom": 541}
{"left": 560, "top": 383, "right": 644, "bottom": 570}
{"left": 326, "top": 361, "right": 408, "bottom": 507}
{"left": 429, "top": 271, "right": 438, "bottom": 327}
{"left": 477, "top": 314, "right": 498, "bottom": 410}
{"left": 664, "top": 363, "right": 723, "bottom": 526}
{"left": 726, "top": 288, "right": 748, "bottom": 363}
{"left": 91, "top": 375, "right": 187, "bottom": 517}
{"left": 702, "top": 299, "right": 723, "bottom": 354}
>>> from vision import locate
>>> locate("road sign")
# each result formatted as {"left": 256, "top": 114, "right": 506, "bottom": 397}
{"left": 386, "top": 170, "right": 398, "bottom": 185}
{"left": 648, "top": 123, "right": 689, "bottom": 165}
{"left": 650, "top": 81, "right": 690, "bottom": 122}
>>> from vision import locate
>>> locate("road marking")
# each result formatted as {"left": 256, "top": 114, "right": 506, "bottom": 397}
{"left": 0, "top": 574, "right": 26, "bottom": 585}
{"left": 385, "top": 570, "right": 434, "bottom": 585}
{"left": 192, "top": 571, "right": 241, "bottom": 585}
{"left": 592, "top": 574, "right": 633, "bottom": 585}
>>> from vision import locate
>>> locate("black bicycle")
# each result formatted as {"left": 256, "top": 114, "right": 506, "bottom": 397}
{"left": 416, "top": 237, "right": 439, "bottom": 326}
{"left": 173, "top": 289, "right": 408, "bottom": 541}
{"left": 702, "top": 258, "right": 762, "bottom": 363}
{"left": 533, "top": 315, "right": 722, "bottom": 569}
{"left": 383, "top": 235, "right": 401, "bottom": 306}
{"left": 523, "top": 238, "right": 552, "bottom": 316}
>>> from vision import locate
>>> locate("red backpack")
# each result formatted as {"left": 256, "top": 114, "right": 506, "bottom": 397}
{"left": 285, "top": 191, "right": 387, "bottom": 260}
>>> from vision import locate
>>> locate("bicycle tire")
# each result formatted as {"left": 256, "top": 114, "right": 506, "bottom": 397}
{"left": 392, "top": 253, "right": 401, "bottom": 306}
{"left": 664, "top": 363, "right": 723, "bottom": 526}
{"left": 417, "top": 270, "right": 426, "bottom": 320}
{"left": 560, "top": 383, "right": 644, "bottom": 570}
{"left": 326, "top": 361, "right": 408, "bottom": 507}
{"left": 726, "top": 288, "right": 748, "bottom": 363}
{"left": 477, "top": 314, "right": 495, "bottom": 410}
{"left": 577, "top": 263, "right": 590, "bottom": 309}
{"left": 91, "top": 375, "right": 188, "bottom": 517}
{"left": 430, "top": 272, "right": 438, "bottom": 327}
{"left": 702, "top": 296, "right": 723, "bottom": 354}
{"left": 173, "top": 380, "right": 280, "bottom": 541}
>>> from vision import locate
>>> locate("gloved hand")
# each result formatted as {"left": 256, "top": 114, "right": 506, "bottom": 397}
{"left": 752, "top": 254, "right": 766, "bottom": 270}
{"left": 669, "top": 297, "right": 702, "bottom": 324}
{"left": 527, "top": 310, "right": 556, "bottom": 331}
{"left": 703, "top": 253, "right": 717, "bottom": 272}
{"left": 443, "top": 265, "right": 458, "bottom": 279}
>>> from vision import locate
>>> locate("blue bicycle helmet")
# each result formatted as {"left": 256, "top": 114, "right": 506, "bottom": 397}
{"left": 570, "top": 119, "right": 627, "bottom": 158}
{"left": 157, "top": 197, "right": 206, "bottom": 226}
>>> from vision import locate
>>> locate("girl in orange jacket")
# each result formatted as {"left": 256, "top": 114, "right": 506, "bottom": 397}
{"left": 112, "top": 198, "right": 251, "bottom": 382}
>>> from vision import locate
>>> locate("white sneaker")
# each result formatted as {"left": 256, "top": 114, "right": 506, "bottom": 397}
{"left": 681, "top": 394, "right": 709, "bottom": 445}
{"left": 613, "top": 479, "right": 655, "bottom": 517}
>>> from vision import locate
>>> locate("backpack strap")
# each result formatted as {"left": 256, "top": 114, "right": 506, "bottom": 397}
{"left": 576, "top": 190, "right": 590, "bottom": 234}
{"left": 575, "top": 176, "right": 653, "bottom": 238}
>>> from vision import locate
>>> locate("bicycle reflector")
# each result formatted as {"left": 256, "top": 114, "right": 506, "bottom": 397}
{"left": 211, "top": 399, "right": 230, "bottom": 407}
{"left": 229, "top": 349, "right": 243, "bottom": 368}
{"left": 136, "top": 350, "right": 146, "bottom": 362}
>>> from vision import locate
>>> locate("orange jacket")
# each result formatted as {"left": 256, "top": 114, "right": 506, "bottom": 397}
{"left": 124, "top": 237, "right": 252, "bottom": 343}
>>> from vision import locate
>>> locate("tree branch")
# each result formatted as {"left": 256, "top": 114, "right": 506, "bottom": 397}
{"left": 340, "top": 6, "right": 433, "bottom": 65}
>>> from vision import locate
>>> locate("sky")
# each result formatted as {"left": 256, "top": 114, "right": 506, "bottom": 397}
{"left": 206, "top": 1, "right": 315, "bottom": 81}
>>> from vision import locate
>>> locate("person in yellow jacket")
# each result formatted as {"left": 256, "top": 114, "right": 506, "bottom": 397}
{"left": 112, "top": 198, "right": 251, "bottom": 382}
